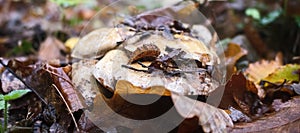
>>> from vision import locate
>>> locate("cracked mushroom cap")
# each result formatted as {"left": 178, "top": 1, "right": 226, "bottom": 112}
{"left": 93, "top": 32, "right": 220, "bottom": 96}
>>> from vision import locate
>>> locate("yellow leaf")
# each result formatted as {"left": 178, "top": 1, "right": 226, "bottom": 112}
{"left": 65, "top": 37, "right": 79, "bottom": 51}
{"left": 263, "top": 64, "right": 300, "bottom": 83}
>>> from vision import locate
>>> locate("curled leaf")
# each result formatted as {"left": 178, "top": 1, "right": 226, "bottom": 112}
{"left": 171, "top": 93, "right": 233, "bottom": 132}
{"left": 44, "top": 64, "right": 85, "bottom": 112}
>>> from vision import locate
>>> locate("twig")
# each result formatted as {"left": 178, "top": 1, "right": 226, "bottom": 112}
{"left": 52, "top": 84, "right": 79, "bottom": 132}
{"left": 0, "top": 59, "right": 47, "bottom": 105}
{"left": 121, "top": 64, "right": 150, "bottom": 73}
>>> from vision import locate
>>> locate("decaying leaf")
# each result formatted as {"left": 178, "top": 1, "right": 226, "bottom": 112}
{"left": 171, "top": 93, "right": 233, "bottom": 133}
{"left": 127, "top": 43, "right": 161, "bottom": 64}
{"left": 38, "top": 36, "right": 67, "bottom": 61}
{"left": 219, "top": 72, "right": 248, "bottom": 109}
{"left": 224, "top": 43, "right": 248, "bottom": 79}
{"left": 227, "top": 106, "right": 251, "bottom": 123}
{"left": 219, "top": 72, "right": 269, "bottom": 117}
{"left": 244, "top": 53, "right": 283, "bottom": 83}
{"left": 1, "top": 59, "right": 73, "bottom": 131}
{"left": 44, "top": 64, "right": 85, "bottom": 112}
{"left": 263, "top": 64, "right": 300, "bottom": 83}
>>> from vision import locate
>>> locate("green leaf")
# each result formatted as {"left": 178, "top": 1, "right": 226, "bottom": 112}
{"left": 3, "top": 89, "right": 31, "bottom": 101}
{"left": 246, "top": 8, "right": 261, "bottom": 20}
{"left": 260, "top": 9, "right": 282, "bottom": 25}
{"left": 50, "top": 0, "right": 95, "bottom": 7}
{"left": 7, "top": 40, "right": 34, "bottom": 56}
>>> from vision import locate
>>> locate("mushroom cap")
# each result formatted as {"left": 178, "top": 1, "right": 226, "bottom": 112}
{"left": 93, "top": 32, "right": 219, "bottom": 95}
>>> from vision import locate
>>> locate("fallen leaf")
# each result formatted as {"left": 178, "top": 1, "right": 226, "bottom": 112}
{"left": 230, "top": 35, "right": 259, "bottom": 61}
{"left": 171, "top": 93, "right": 233, "bottom": 133}
{"left": 224, "top": 43, "right": 248, "bottom": 80}
{"left": 219, "top": 72, "right": 247, "bottom": 109}
{"left": 44, "top": 64, "right": 86, "bottom": 112}
{"left": 228, "top": 106, "right": 251, "bottom": 123}
{"left": 219, "top": 72, "right": 268, "bottom": 117}
{"left": 263, "top": 64, "right": 300, "bottom": 83}
{"left": 244, "top": 53, "right": 283, "bottom": 83}
{"left": 38, "top": 36, "right": 67, "bottom": 61}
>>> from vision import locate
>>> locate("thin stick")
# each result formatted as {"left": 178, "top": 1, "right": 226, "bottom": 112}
{"left": 51, "top": 84, "right": 79, "bottom": 132}
{"left": 0, "top": 59, "right": 47, "bottom": 105}
{"left": 137, "top": 61, "right": 148, "bottom": 68}
{"left": 121, "top": 64, "right": 150, "bottom": 73}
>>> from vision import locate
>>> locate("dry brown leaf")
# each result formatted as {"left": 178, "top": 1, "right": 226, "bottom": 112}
{"left": 171, "top": 93, "right": 233, "bottom": 133}
{"left": 244, "top": 53, "right": 283, "bottom": 83}
{"left": 219, "top": 72, "right": 248, "bottom": 110}
{"left": 219, "top": 72, "right": 269, "bottom": 117}
{"left": 44, "top": 64, "right": 85, "bottom": 112}
{"left": 38, "top": 36, "right": 66, "bottom": 61}
{"left": 224, "top": 43, "right": 248, "bottom": 80}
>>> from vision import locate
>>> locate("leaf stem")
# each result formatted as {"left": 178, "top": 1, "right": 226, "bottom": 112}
{"left": 4, "top": 101, "right": 8, "bottom": 132}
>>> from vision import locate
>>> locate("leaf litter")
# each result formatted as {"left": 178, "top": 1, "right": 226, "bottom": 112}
{"left": 0, "top": 0, "right": 299, "bottom": 132}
